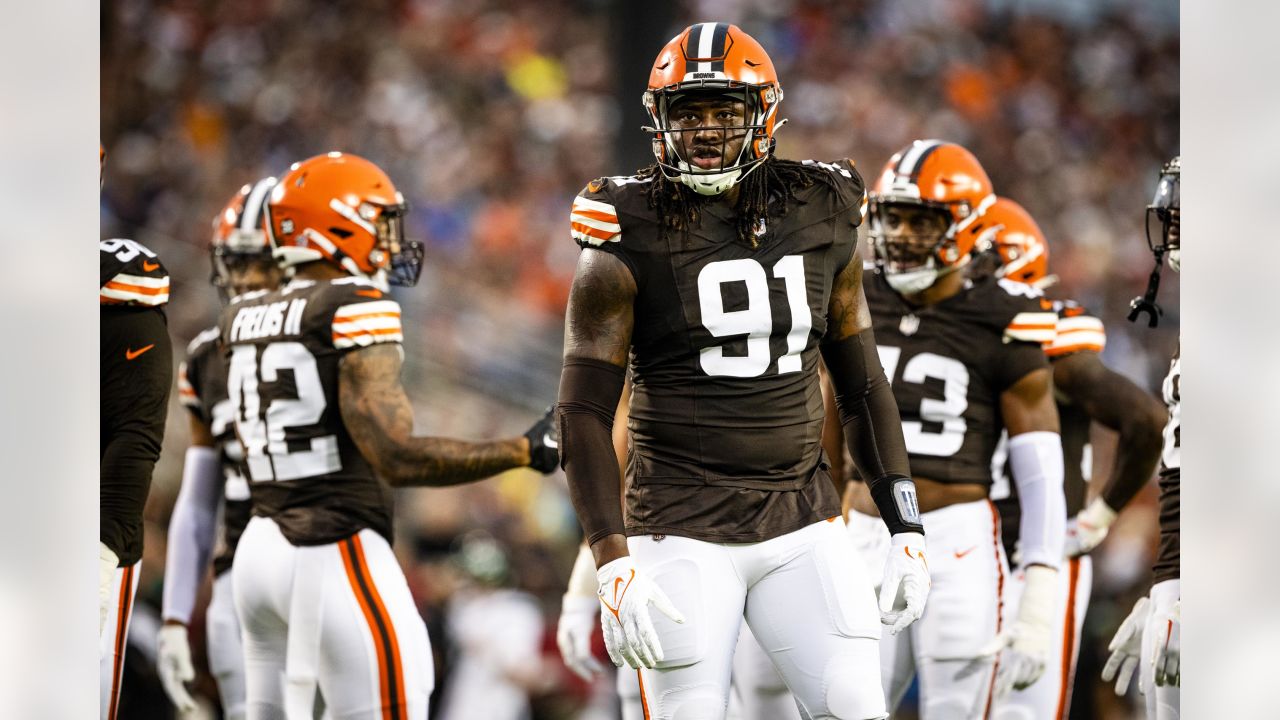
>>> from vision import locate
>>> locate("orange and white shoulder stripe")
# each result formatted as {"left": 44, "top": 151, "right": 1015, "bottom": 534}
{"left": 100, "top": 272, "right": 170, "bottom": 306}
{"left": 332, "top": 300, "right": 403, "bottom": 349}
{"left": 177, "top": 362, "right": 200, "bottom": 409}
{"left": 570, "top": 195, "right": 621, "bottom": 246}
{"left": 1047, "top": 314, "right": 1106, "bottom": 357}
{"left": 1004, "top": 311, "right": 1057, "bottom": 345}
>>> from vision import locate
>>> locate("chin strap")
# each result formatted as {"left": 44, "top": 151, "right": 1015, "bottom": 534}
{"left": 1128, "top": 248, "right": 1165, "bottom": 327}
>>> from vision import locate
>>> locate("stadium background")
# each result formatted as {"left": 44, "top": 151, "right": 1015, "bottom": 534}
{"left": 100, "top": 0, "right": 1178, "bottom": 717}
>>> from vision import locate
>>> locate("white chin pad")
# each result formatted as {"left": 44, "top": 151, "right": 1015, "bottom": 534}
{"left": 885, "top": 267, "right": 939, "bottom": 295}
{"left": 1167, "top": 248, "right": 1180, "bottom": 272}
{"left": 679, "top": 168, "right": 743, "bottom": 196}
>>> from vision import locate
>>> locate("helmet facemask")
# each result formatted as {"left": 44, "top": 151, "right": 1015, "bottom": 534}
{"left": 871, "top": 201, "right": 967, "bottom": 295}
{"left": 1129, "top": 157, "right": 1180, "bottom": 327}
{"left": 644, "top": 83, "right": 780, "bottom": 196}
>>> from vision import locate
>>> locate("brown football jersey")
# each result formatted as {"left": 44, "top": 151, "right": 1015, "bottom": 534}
{"left": 100, "top": 238, "right": 170, "bottom": 308}
{"left": 572, "top": 160, "right": 868, "bottom": 543}
{"left": 178, "top": 327, "right": 253, "bottom": 575}
{"left": 862, "top": 266, "right": 1055, "bottom": 488}
{"left": 994, "top": 298, "right": 1105, "bottom": 558}
{"left": 218, "top": 276, "right": 404, "bottom": 547}
{"left": 1154, "top": 346, "right": 1179, "bottom": 583}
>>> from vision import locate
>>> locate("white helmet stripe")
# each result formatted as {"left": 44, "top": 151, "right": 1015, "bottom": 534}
{"left": 696, "top": 22, "right": 716, "bottom": 72}
{"left": 240, "top": 177, "right": 277, "bottom": 233}
{"left": 896, "top": 139, "right": 943, "bottom": 180}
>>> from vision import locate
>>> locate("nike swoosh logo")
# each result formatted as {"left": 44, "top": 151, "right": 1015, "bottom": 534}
{"left": 355, "top": 289, "right": 382, "bottom": 299}
{"left": 125, "top": 344, "right": 155, "bottom": 360}
{"left": 142, "top": 261, "right": 160, "bottom": 272}
{"left": 543, "top": 432, "right": 558, "bottom": 450}
{"left": 954, "top": 546, "right": 977, "bottom": 559}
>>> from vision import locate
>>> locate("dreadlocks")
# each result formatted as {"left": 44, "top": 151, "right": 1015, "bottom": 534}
{"left": 638, "top": 157, "right": 843, "bottom": 248}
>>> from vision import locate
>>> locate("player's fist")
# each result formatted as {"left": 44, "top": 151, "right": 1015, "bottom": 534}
{"left": 1102, "top": 596, "right": 1150, "bottom": 696}
{"left": 557, "top": 595, "right": 605, "bottom": 681}
{"left": 596, "top": 556, "right": 685, "bottom": 669}
{"left": 994, "top": 565, "right": 1057, "bottom": 697}
{"left": 1064, "top": 498, "right": 1117, "bottom": 557}
{"left": 878, "top": 532, "right": 929, "bottom": 635}
{"left": 157, "top": 623, "right": 197, "bottom": 712}
{"left": 524, "top": 405, "right": 560, "bottom": 473}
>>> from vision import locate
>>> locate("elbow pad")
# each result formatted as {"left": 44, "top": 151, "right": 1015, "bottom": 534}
{"left": 821, "top": 330, "right": 921, "bottom": 534}
{"left": 1008, "top": 431, "right": 1066, "bottom": 569}
{"left": 161, "top": 446, "right": 222, "bottom": 625}
{"left": 557, "top": 357, "right": 627, "bottom": 546}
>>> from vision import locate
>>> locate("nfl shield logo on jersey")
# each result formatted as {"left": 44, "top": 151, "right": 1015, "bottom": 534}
{"left": 899, "top": 314, "right": 920, "bottom": 336}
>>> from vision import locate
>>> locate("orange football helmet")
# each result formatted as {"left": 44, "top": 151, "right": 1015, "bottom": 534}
{"left": 266, "top": 152, "right": 423, "bottom": 287}
{"left": 979, "top": 197, "right": 1055, "bottom": 289}
{"left": 869, "top": 140, "right": 996, "bottom": 294}
{"left": 643, "top": 23, "right": 784, "bottom": 195}
{"left": 210, "top": 176, "right": 279, "bottom": 294}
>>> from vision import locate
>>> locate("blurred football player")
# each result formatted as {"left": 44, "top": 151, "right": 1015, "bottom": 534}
{"left": 100, "top": 236, "right": 173, "bottom": 718}
{"left": 157, "top": 177, "right": 285, "bottom": 718}
{"left": 975, "top": 197, "right": 1166, "bottom": 719}
{"left": 222, "top": 152, "right": 560, "bottom": 719}
{"left": 843, "top": 140, "right": 1066, "bottom": 719}
{"left": 100, "top": 145, "right": 175, "bottom": 720}
{"left": 557, "top": 23, "right": 929, "bottom": 720}
{"left": 1104, "top": 156, "right": 1181, "bottom": 719}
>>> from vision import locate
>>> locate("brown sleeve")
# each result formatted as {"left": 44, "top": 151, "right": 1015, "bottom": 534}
{"left": 557, "top": 357, "right": 628, "bottom": 545}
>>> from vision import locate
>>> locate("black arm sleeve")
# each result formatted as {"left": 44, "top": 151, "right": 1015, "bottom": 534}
{"left": 557, "top": 357, "right": 627, "bottom": 545}
{"left": 101, "top": 307, "right": 173, "bottom": 565}
{"left": 820, "top": 328, "right": 924, "bottom": 534}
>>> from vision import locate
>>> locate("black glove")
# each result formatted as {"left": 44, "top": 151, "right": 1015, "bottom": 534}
{"left": 524, "top": 405, "right": 560, "bottom": 474}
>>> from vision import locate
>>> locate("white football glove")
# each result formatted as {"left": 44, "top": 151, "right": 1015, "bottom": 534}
{"left": 157, "top": 623, "right": 197, "bottom": 713}
{"left": 1102, "top": 596, "right": 1151, "bottom": 695}
{"left": 1064, "top": 498, "right": 1117, "bottom": 557}
{"left": 1150, "top": 599, "right": 1180, "bottom": 687}
{"left": 878, "top": 532, "right": 929, "bottom": 635}
{"left": 557, "top": 595, "right": 605, "bottom": 681}
{"left": 596, "top": 556, "right": 685, "bottom": 669}
{"left": 986, "top": 565, "right": 1057, "bottom": 698}
{"left": 99, "top": 542, "right": 119, "bottom": 640}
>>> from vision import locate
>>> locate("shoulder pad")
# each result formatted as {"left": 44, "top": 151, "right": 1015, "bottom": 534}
{"left": 185, "top": 326, "right": 221, "bottom": 358}
{"left": 571, "top": 179, "right": 625, "bottom": 248}
{"left": 801, "top": 158, "right": 868, "bottom": 220}
{"left": 100, "top": 238, "right": 170, "bottom": 307}
{"left": 322, "top": 282, "right": 404, "bottom": 350}
{"left": 990, "top": 279, "right": 1056, "bottom": 345}
{"left": 1047, "top": 299, "right": 1106, "bottom": 357}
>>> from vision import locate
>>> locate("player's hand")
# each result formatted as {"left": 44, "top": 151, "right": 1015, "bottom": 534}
{"left": 1102, "top": 596, "right": 1151, "bottom": 695}
{"left": 157, "top": 623, "right": 198, "bottom": 712}
{"left": 524, "top": 405, "right": 559, "bottom": 473}
{"left": 597, "top": 556, "right": 685, "bottom": 669}
{"left": 990, "top": 565, "right": 1057, "bottom": 697}
{"left": 557, "top": 594, "right": 605, "bottom": 681}
{"left": 99, "top": 542, "right": 118, "bottom": 639}
{"left": 1064, "top": 498, "right": 1117, "bottom": 557}
{"left": 878, "top": 532, "right": 929, "bottom": 635}
{"left": 1150, "top": 599, "right": 1180, "bottom": 687}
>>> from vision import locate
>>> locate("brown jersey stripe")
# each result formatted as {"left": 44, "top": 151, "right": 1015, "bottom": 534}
{"left": 340, "top": 536, "right": 406, "bottom": 720}
{"left": 107, "top": 564, "right": 134, "bottom": 720}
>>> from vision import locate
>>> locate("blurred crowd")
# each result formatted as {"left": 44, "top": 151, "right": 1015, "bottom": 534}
{"left": 101, "top": 0, "right": 1177, "bottom": 717}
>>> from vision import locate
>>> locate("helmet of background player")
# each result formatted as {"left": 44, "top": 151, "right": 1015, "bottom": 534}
{"left": 643, "top": 22, "right": 784, "bottom": 196}
{"left": 978, "top": 197, "right": 1056, "bottom": 289}
{"left": 869, "top": 140, "right": 995, "bottom": 294}
{"left": 266, "top": 152, "right": 424, "bottom": 289}
{"left": 210, "top": 177, "right": 284, "bottom": 300}
{"left": 1147, "top": 155, "right": 1180, "bottom": 272}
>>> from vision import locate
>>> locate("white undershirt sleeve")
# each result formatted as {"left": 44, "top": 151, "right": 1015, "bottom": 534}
{"left": 160, "top": 446, "right": 223, "bottom": 624}
{"left": 1008, "top": 430, "right": 1066, "bottom": 570}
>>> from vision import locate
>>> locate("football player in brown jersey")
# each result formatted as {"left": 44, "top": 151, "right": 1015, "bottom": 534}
{"left": 1104, "top": 156, "right": 1181, "bottom": 718}
{"left": 100, "top": 143, "right": 175, "bottom": 720}
{"left": 221, "top": 152, "right": 559, "bottom": 719}
{"left": 842, "top": 140, "right": 1067, "bottom": 718}
{"left": 157, "top": 177, "right": 285, "bottom": 718}
{"left": 974, "top": 197, "right": 1166, "bottom": 720}
{"left": 557, "top": 23, "right": 928, "bottom": 720}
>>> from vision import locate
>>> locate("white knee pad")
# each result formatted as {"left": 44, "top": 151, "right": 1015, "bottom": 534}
{"left": 665, "top": 683, "right": 729, "bottom": 720}
{"left": 821, "top": 649, "right": 889, "bottom": 720}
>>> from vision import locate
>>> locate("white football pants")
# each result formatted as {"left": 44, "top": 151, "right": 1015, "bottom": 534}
{"left": 233, "top": 517, "right": 433, "bottom": 720}
{"left": 850, "top": 499, "right": 1007, "bottom": 720}
{"left": 208, "top": 570, "right": 248, "bottom": 720}
{"left": 1142, "top": 578, "right": 1179, "bottom": 719}
{"left": 991, "top": 556, "right": 1092, "bottom": 719}
{"left": 628, "top": 517, "right": 887, "bottom": 720}
{"left": 100, "top": 560, "right": 141, "bottom": 720}
{"left": 730, "top": 621, "right": 802, "bottom": 720}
